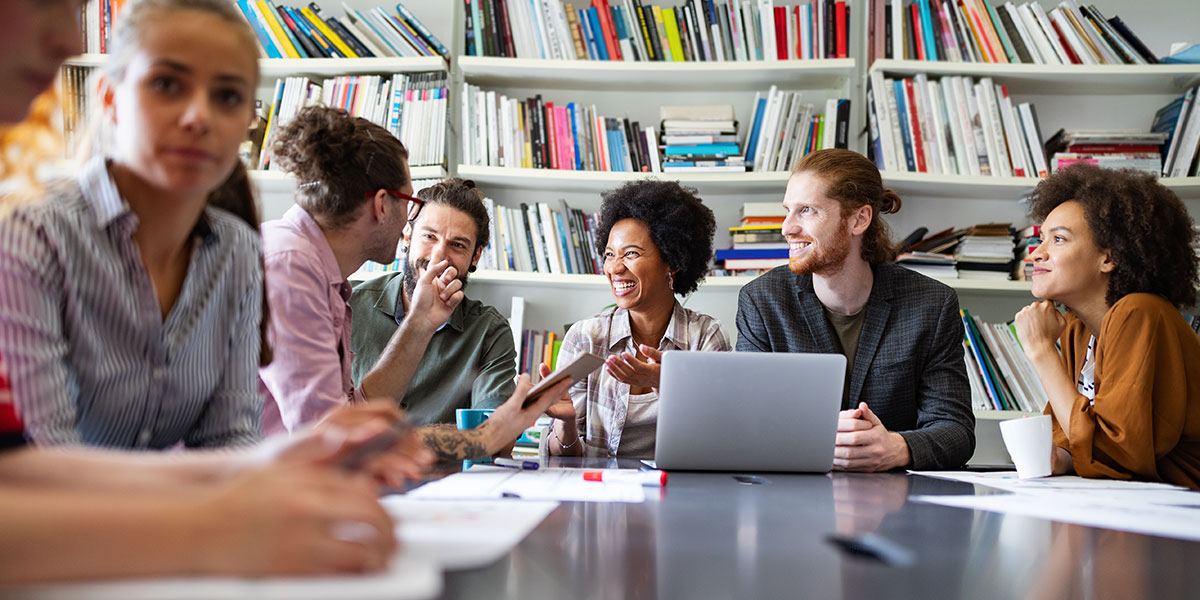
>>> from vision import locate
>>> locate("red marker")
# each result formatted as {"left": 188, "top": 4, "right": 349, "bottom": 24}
{"left": 582, "top": 470, "right": 667, "bottom": 486}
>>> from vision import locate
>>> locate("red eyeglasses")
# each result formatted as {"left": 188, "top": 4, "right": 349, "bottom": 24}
{"left": 367, "top": 189, "right": 424, "bottom": 222}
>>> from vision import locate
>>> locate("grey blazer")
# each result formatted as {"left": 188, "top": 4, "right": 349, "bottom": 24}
{"left": 736, "top": 263, "right": 975, "bottom": 470}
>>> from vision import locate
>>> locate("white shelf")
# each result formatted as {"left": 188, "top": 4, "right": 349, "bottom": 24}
{"left": 64, "top": 55, "right": 447, "bottom": 77}
{"left": 881, "top": 172, "right": 1200, "bottom": 199}
{"left": 882, "top": 171, "right": 1038, "bottom": 198}
{"left": 457, "top": 164, "right": 788, "bottom": 193}
{"left": 869, "top": 59, "right": 1200, "bottom": 95}
{"left": 258, "top": 57, "right": 446, "bottom": 77}
{"left": 974, "top": 410, "right": 1041, "bottom": 420}
{"left": 232, "top": 166, "right": 450, "bottom": 195}
{"left": 458, "top": 57, "right": 856, "bottom": 91}
{"left": 468, "top": 269, "right": 1034, "bottom": 293}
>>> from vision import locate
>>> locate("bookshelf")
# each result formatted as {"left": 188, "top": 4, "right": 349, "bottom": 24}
{"left": 64, "top": 55, "right": 448, "bottom": 78}
{"left": 457, "top": 164, "right": 790, "bottom": 193}
{"left": 456, "top": 56, "right": 856, "bottom": 91}
{"left": 870, "top": 59, "right": 1200, "bottom": 95}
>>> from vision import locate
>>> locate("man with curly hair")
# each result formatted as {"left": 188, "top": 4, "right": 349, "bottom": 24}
{"left": 737, "top": 149, "right": 975, "bottom": 471}
{"left": 258, "top": 106, "right": 570, "bottom": 460}
{"left": 1014, "top": 164, "right": 1200, "bottom": 490}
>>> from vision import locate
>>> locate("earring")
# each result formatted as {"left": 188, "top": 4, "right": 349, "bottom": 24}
{"left": 469, "top": 265, "right": 477, "bottom": 273}
{"left": 667, "top": 271, "right": 675, "bottom": 290}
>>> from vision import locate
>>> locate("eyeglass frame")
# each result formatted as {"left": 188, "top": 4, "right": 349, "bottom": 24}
{"left": 366, "top": 188, "right": 424, "bottom": 222}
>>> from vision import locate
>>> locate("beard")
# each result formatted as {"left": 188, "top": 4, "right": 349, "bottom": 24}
{"left": 788, "top": 221, "right": 852, "bottom": 276}
{"left": 402, "top": 254, "right": 471, "bottom": 302}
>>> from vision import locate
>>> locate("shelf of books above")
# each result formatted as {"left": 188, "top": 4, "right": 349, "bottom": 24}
{"left": 974, "top": 410, "right": 1041, "bottom": 420}
{"left": 63, "top": 55, "right": 447, "bottom": 77}
{"left": 456, "top": 57, "right": 855, "bottom": 92}
{"left": 458, "top": 164, "right": 789, "bottom": 194}
{"left": 464, "top": 269, "right": 1035, "bottom": 293}
{"left": 250, "top": 165, "right": 446, "bottom": 194}
{"left": 868, "top": 59, "right": 1200, "bottom": 95}
{"left": 879, "top": 171, "right": 1200, "bottom": 199}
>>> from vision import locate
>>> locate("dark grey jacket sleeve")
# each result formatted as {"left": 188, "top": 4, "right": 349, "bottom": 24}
{"left": 898, "top": 290, "right": 975, "bottom": 470}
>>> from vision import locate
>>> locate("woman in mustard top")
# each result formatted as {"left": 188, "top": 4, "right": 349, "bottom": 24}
{"left": 1015, "top": 164, "right": 1200, "bottom": 490}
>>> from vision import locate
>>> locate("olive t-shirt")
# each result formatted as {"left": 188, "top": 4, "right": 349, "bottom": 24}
{"left": 823, "top": 306, "right": 866, "bottom": 410}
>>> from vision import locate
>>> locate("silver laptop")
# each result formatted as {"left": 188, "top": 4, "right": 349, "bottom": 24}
{"left": 654, "top": 351, "right": 846, "bottom": 472}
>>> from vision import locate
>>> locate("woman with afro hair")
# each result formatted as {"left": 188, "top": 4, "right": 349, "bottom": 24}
{"left": 1014, "top": 164, "right": 1200, "bottom": 489}
{"left": 545, "top": 180, "right": 730, "bottom": 459}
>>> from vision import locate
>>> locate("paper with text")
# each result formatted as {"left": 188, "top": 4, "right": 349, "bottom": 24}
{"left": 407, "top": 465, "right": 647, "bottom": 503}
{"left": 381, "top": 497, "right": 559, "bottom": 570}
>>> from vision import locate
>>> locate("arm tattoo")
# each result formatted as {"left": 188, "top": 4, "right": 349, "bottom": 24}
{"left": 421, "top": 424, "right": 489, "bottom": 461}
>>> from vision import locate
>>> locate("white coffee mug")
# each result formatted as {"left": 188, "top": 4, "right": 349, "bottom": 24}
{"left": 999, "top": 415, "right": 1053, "bottom": 479}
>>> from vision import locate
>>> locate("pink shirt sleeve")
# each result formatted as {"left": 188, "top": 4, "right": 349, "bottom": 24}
{"left": 258, "top": 250, "right": 352, "bottom": 432}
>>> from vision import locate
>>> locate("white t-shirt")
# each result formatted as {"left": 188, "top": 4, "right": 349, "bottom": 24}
{"left": 1076, "top": 335, "right": 1097, "bottom": 403}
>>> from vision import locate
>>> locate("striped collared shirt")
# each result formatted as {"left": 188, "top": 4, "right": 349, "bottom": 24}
{"left": 557, "top": 301, "right": 731, "bottom": 458}
{"left": 0, "top": 157, "right": 263, "bottom": 449}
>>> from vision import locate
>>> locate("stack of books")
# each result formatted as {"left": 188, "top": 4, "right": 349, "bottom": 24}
{"left": 955, "top": 222, "right": 1015, "bottom": 280}
{"left": 714, "top": 202, "right": 788, "bottom": 273}
{"left": 477, "top": 199, "right": 603, "bottom": 276}
{"left": 896, "top": 251, "right": 958, "bottom": 279}
{"left": 867, "top": 71, "right": 1048, "bottom": 178}
{"left": 868, "top": 0, "right": 1158, "bottom": 66}
{"left": 1013, "top": 224, "right": 1040, "bottom": 281}
{"left": 258, "top": 72, "right": 448, "bottom": 170}
{"left": 1154, "top": 86, "right": 1200, "bottom": 178}
{"left": 746, "top": 88, "right": 849, "bottom": 172}
{"left": 1045, "top": 130, "right": 1168, "bottom": 176}
{"left": 460, "top": 86, "right": 659, "bottom": 172}
{"left": 463, "top": 0, "right": 851, "bottom": 62}
{"left": 961, "top": 309, "right": 1049, "bottom": 413}
{"left": 660, "top": 105, "right": 744, "bottom": 173}
{"left": 230, "top": 2, "right": 448, "bottom": 59}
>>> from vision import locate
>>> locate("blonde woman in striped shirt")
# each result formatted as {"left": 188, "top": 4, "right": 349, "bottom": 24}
{"left": 0, "top": 0, "right": 424, "bottom": 582}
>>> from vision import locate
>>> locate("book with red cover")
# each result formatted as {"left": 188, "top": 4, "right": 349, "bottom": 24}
{"left": 593, "top": 0, "right": 622, "bottom": 61}
{"left": 775, "top": 6, "right": 787, "bottom": 59}
{"left": 1067, "top": 144, "right": 1162, "bottom": 154}
{"left": 1049, "top": 18, "right": 1081, "bottom": 64}
{"left": 911, "top": 5, "right": 926, "bottom": 61}
{"left": 835, "top": 1, "right": 847, "bottom": 58}
{"left": 904, "top": 79, "right": 928, "bottom": 172}
{"left": 545, "top": 102, "right": 559, "bottom": 169}
{"left": 497, "top": 0, "right": 515, "bottom": 57}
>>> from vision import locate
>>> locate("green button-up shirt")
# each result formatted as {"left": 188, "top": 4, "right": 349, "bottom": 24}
{"left": 349, "top": 272, "right": 516, "bottom": 425}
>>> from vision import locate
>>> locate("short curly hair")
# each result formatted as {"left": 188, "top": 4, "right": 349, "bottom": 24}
{"left": 272, "top": 106, "right": 409, "bottom": 228}
{"left": 1029, "top": 164, "right": 1199, "bottom": 309}
{"left": 595, "top": 180, "right": 716, "bottom": 296}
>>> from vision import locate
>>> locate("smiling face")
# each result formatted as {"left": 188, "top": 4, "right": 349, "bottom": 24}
{"left": 603, "top": 218, "right": 674, "bottom": 312}
{"left": 101, "top": 9, "right": 258, "bottom": 199}
{"left": 402, "top": 202, "right": 482, "bottom": 300}
{"left": 783, "top": 172, "right": 856, "bottom": 275}
{"left": 0, "top": 0, "right": 84, "bottom": 124}
{"left": 1029, "top": 200, "right": 1114, "bottom": 305}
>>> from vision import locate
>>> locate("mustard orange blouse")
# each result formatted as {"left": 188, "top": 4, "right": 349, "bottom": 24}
{"left": 1050, "top": 293, "right": 1200, "bottom": 490}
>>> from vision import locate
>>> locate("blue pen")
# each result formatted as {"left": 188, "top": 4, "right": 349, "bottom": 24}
{"left": 493, "top": 457, "right": 540, "bottom": 470}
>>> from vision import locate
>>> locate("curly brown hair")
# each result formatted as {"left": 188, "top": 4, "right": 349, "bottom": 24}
{"left": 595, "top": 179, "right": 716, "bottom": 296}
{"left": 272, "top": 106, "right": 409, "bottom": 228}
{"left": 1029, "top": 163, "right": 1199, "bottom": 309}
{"left": 792, "top": 149, "right": 902, "bottom": 265}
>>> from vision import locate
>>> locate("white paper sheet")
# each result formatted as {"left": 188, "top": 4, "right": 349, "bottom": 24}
{"left": 913, "top": 493, "right": 1200, "bottom": 542}
{"left": 406, "top": 465, "right": 647, "bottom": 503}
{"left": 381, "top": 497, "right": 559, "bottom": 570}
{"left": 910, "top": 471, "right": 1200, "bottom": 506}
{"left": 1, "top": 554, "right": 441, "bottom": 600}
